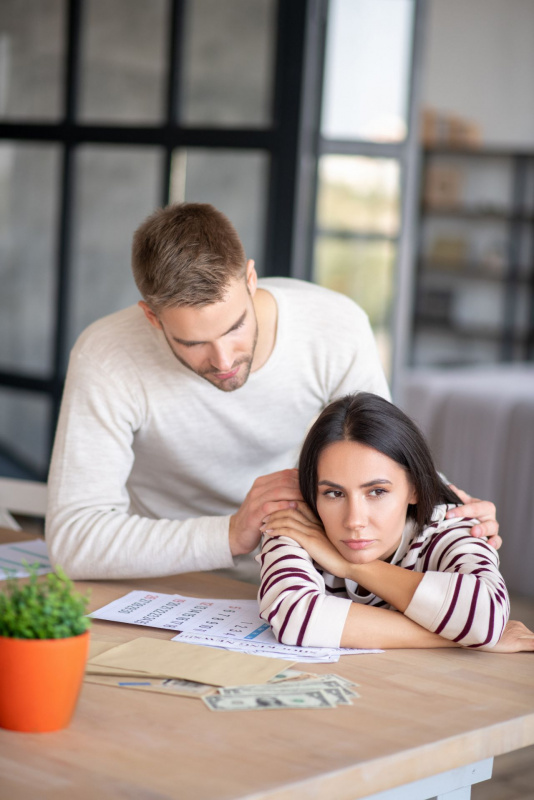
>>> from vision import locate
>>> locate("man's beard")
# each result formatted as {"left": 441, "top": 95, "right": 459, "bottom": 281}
{"left": 162, "top": 322, "right": 258, "bottom": 393}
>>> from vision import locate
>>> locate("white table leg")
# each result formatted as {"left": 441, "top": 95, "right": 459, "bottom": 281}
{"left": 360, "top": 758, "right": 493, "bottom": 800}
{"left": 437, "top": 787, "right": 471, "bottom": 799}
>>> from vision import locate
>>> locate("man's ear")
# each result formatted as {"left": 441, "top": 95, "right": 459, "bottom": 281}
{"left": 138, "top": 301, "right": 162, "bottom": 330}
{"left": 245, "top": 259, "right": 257, "bottom": 296}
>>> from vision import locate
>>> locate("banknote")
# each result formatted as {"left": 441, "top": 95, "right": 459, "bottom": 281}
{"left": 220, "top": 677, "right": 356, "bottom": 698}
{"left": 206, "top": 674, "right": 362, "bottom": 711}
{"left": 268, "top": 669, "right": 317, "bottom": 683}
{"left": 203, "top": 689, "right": 337, "bottom": 712}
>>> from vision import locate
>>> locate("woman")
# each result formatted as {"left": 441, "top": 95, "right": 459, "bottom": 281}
{"left": 258, "top": 393, "right": 534, "bottom": 652}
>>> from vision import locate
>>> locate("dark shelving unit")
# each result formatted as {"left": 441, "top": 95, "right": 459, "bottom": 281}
{"left": 412, "top": 146, "right": 534, "bottom": 366}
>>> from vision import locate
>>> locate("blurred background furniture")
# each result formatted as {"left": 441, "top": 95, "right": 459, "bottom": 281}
{"left": 398, "top": 365, "right": 534, "bottom": 598}
{"left": 0, "top": 478, "right": 48, "bottom": 531}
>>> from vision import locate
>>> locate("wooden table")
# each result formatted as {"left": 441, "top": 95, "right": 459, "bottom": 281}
{"left": 1, "top": 528, "right": 533, "bottom": 800}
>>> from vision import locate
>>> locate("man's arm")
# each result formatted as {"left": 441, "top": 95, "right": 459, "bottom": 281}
{"left": 47, "top": 347, "right": 302, "bottom": 580}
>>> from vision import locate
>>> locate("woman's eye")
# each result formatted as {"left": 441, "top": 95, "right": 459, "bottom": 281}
{"left": 369, "top": 488, "right": 387, "bottom": 497}
{"left": 324, "top": 490, "right": 343, "bottom": 498}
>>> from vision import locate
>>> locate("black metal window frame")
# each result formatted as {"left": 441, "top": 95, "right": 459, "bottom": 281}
{"left": 0, "top": 0, "right": 310, "bottom": 480}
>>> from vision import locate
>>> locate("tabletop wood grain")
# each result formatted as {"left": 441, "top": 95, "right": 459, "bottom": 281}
{"left": 1, "top": 527, "right": 533, "bottom": 800}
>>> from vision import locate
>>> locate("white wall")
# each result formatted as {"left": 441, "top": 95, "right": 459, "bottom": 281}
{"left": 423, "top": 0, "right": 534, "bottom": 148}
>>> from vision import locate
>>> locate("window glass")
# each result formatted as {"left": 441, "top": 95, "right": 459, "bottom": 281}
{"left": 316, "top": 155, "right": 400, "bottom": 235}
{"left": 322, "top": 0, "right": 414, "bottom": 142}
{"left": 313, "top": 155, "right": 401, "bottom": 378}
{"left": 181, "top": 0, "right": 276, "bottom": 127}
{"left": 68, "top": 145, "right": 162, "bottom": 351}
{"left": 0, "top": 389, "right": 51, "bottom": 477}
{"left": 78, "top": 0, "right": 168, "bottom": 123}
{"left": 0, "top": 0, "right": 65, "bottom": 121}
{"left": 314, "top": 237, "right": 395, "bottom": 377}
{"left": 170, "top": 148, "right": 269, "bottom": 273}
{"left": 0, "top": 143, "right": 60, "bottom": 375}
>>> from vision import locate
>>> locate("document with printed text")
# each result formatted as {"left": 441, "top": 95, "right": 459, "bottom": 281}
{"left": 90, "top": 590, "right": 382, "bottom": 663}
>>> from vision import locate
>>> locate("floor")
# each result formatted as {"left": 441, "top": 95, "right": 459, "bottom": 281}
{"left": 472, "top": 595, "right": 534, "bottom": 800}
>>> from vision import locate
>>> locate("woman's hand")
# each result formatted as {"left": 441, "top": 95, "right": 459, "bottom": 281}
{"left": 480, "top": 620, "right": 534, "bottom": 653}
{"left": 260, "top": 503, "right": 354, "bottom": 579}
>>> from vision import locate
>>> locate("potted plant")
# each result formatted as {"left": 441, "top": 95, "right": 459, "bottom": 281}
{"left": 0, "top": 565, "right": 91, "bottom": 732}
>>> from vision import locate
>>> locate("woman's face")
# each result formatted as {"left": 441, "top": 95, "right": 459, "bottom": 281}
{"left": 315, "top": 440, "right": 417, "bottom": 564}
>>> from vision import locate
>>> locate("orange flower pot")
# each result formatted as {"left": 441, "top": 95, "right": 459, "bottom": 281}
{"left": 0, "top": 630, "right": 90, "bottom": 733}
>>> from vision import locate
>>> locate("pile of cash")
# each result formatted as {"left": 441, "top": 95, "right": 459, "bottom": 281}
{"left": 203, "top": 672, "right": 360, "bottom": 712}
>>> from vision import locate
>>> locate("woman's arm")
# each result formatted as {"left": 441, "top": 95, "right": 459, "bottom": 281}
{"left": 260, "top": 507, "right": 510, "bottom": 649}
{"left": 341, "top": 602, "right": 458, "bottom": 649}
{"left": 401, "top": 524, "right": 510, "bottom": 648}
{"left": 259, "top": 532, "right": 459, "bottom": 649}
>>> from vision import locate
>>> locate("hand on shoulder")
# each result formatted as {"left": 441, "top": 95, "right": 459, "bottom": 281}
{"left": 445, "top": 484, "right": 501, "bottom": 549}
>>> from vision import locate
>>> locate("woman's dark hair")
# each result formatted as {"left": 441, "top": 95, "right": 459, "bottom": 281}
{"left": 299, "top": 392, "right": 462, "bottom": 532}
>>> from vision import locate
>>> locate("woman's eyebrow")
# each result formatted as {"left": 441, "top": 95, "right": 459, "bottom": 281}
{"left": 317, "top": 478, "right": 392, "bottom": 489}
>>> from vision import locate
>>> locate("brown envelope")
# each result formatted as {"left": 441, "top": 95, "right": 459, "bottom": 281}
{"left": 88, "top": 637, "right": 295, "bottom": 687}
{"left": 84, "top": 674, "right": 217, "bottom": 698}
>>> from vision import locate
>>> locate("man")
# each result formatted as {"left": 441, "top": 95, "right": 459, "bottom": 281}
{"left": 46, "top": 203, "right": 499, "bottom": 580}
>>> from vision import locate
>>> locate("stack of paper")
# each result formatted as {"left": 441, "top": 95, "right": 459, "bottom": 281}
{"left": 85, "top": 637, "right": 294, "bottom": 698}
{"left": 0, "top": 539, "right": 52, "bottom": 578}
{"left": 86, "top": 639, "right": 361, "bottom": 711}
{"left": 90, "top": 590, "right": 382, "bottom": 663}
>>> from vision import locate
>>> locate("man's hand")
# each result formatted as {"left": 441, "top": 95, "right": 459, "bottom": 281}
{"left": 445, "top": 484, "right": 502, "bottom": 550}
{"left": 481, "top": 620, "right": 534, "bottom": 653}
{"left": 229, "top": 469, "right": 302, "bottom": 556}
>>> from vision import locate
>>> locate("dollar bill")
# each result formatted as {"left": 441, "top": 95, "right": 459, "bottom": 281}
{"left": 212, "top": 675, "right": 360, "bottom": 710}
{"left": 203, "top": 689, "right": 337, "bottom": 712}
{"left": 268, "top": 669, "right": 317, "bottom": 683}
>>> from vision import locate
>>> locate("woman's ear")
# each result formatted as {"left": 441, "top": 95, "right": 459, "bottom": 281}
{"left": 408, "top": 483, "right": 418, "bottom": 506}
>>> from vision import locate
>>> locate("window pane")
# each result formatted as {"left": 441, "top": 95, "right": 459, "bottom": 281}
{"left": 180, "top": 0, "right": 276, "bottom": 127}
{"left": 78, "top": 0, "right": 168, "bottom": 123}
{"left": 0, "top": 143, "right": 60, "bottom": 375}
{"left": 322, "top": 0, "right": 414, "bottom": 142}
{"left": 314, "top": 237, "right": 396, "bottom": 378}
{"left": 316, "top": 155, "right": 400, "bottom": 236}
{"left": 68, "top": 146, "right": 162, "bottom": 350}
{"left": 170, "top": 149, "right": 269, "bottom": 273}
{"left": 0, "top": 389, "right": 51, "bottom": 477}
{"left": 0, "top": 0, "right": 65, "bottom": 121}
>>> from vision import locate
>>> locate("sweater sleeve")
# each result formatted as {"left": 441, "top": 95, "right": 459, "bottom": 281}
{"left": 257, "top": 535, "right": 352, "bottom": 648}
{"left": 46, "top": 351, "right": 235, "bottom": 580}
{"left": 404, "top": 523, "right": 510, "bottom": 647}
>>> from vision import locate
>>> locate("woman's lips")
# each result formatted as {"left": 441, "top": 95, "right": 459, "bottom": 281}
{"left": 342, "top": 539, "right": 375, "bottom": 550}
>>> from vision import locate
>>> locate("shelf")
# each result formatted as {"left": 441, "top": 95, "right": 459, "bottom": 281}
{"left": 418, "top": 261, "right": 530, "bottom": 282}
{"left": 414, "top": 319, "right": 528, "bottom": 342}
{"left": 422, "top": 206, "right": 534, "bottom": 222}
{"left": 423, "top": 146, "right": 534, "bottom": 159}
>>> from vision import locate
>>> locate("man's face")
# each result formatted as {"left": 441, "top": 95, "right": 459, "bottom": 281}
{"left": 140, "top": 268, "right": 258, "bottom": 393}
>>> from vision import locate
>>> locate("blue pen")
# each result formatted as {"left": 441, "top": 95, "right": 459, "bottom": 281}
{"left": 118, "top": 681, "right": 152, "bottom": 686}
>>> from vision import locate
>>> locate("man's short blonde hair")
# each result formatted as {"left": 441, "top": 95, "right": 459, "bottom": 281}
{"left": 132, "top": 203, "right": 247, "bottom": 311}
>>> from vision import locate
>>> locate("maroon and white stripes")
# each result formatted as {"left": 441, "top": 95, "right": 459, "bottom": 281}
{"left": 257, "top": 505, "right": 509, "bottom": 649}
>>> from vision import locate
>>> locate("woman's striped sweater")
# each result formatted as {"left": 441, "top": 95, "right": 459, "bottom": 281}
{"left": 257, "top": 505, "right": 509, "bottom": 649}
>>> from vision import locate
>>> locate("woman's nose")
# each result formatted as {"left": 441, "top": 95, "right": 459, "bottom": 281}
{"left": 343, "top": 497, "right": 367, "bottom": 530}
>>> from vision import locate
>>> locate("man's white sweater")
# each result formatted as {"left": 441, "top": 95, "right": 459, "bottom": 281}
{"left": 46, "top": 278, "right": 390, "bottom": 579}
